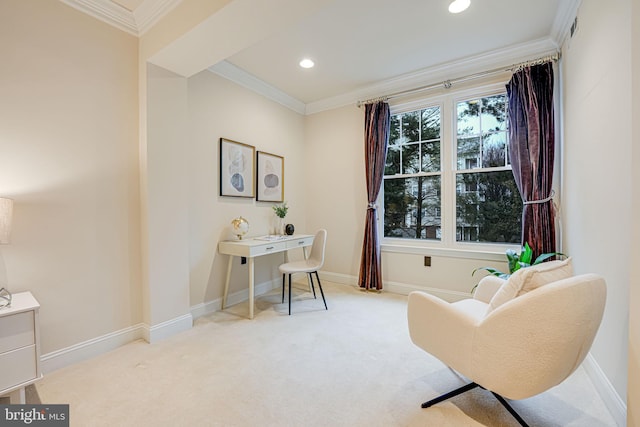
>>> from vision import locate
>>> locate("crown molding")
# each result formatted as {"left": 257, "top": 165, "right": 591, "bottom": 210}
{"left": 134, "top": 0, "right": 182, "bottom": 35}
{"left": 60, "top": 0, "right": 137, "bottom": 35}
{"left": 208, "top": 61, "right": 307, "bottom": 115}
{"left": 304, "top": 37, "right": 559, "bottom": 115}
{"left": 550, "top": 0, "right": 582, "bottom": 47}
{"left": 210, "top": 38, "right": 558, "bottom": 117}
{"left": 59, "top": 0, "right": 181, "bottom": 36}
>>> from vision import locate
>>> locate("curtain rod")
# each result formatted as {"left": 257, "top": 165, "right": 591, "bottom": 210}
{"left": 357, "top": 52, "right": 560, "bottom": 108}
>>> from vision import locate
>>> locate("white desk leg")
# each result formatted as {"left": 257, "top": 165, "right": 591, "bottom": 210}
{"left": 9, "top": 387, "right": 26, "bottom": 404}
{"left": 248, "top": 257, "right": 255, "bottom": 319}
{"left": 222, "top": 255, "right": 233, "bottom": 310}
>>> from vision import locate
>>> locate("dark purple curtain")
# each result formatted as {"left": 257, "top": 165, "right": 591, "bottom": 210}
{"left": 506, "top": 62, "right": 556, "bottom": 259}
{"left": 358, "top": 101, "right": 390, "bottom": 291}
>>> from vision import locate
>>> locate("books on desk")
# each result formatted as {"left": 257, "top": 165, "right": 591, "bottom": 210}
{"left": 254, "top": 235, "right": 288, "bottom": 241}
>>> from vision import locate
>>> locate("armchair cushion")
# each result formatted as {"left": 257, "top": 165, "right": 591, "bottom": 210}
{"left": 487, "top": 257, "right": 573, "bottom": 313}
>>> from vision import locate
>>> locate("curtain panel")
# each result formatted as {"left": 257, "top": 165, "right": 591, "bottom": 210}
{"left": 358, "top": 101, "right": 390, "bottom": 291}
{"left": 506, "top": 62, "right": 556, "bottom": 259}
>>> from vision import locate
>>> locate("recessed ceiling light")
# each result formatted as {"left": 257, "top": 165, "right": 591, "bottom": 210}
{"left": 448, "top": 0, "right": 470, "bottom": 13}
{"left": 299, "top": 58, "right": 315, "bottom": 69}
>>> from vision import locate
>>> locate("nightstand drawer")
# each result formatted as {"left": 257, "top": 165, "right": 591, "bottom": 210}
{"left": 0, "top": 345, "right": 37, "bottom": 392}
{"left": 0, "top": 311, "right": 35, "bottom": 354}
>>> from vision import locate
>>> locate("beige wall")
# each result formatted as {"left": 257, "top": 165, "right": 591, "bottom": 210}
{"left": 629, "top": 0, "right": 640, "bottom": 424}
{"left": 0, "top": 0, "right": 140, "bottom": 353}
{"left": 303, "top": 105, "right": 366, "bottom": 279}
{"left": 146, "top": 65, "right": 191, "bottom": 327}
{"left": 187, "top": 70, "right": 306, "bottom": 307}
{"left": 561, "top": 0, "right": 632, "bottom": 407}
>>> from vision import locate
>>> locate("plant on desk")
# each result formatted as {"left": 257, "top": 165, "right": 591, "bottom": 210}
{"left": 272, "top": 202, "right": 288, "bottom": 235}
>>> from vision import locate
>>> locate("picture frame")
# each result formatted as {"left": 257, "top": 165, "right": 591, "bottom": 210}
{"left": 219, "top": 138, "right": 255, "bottom": 198}
{"left": 256, "top": 151, "right": 284, "bottom": 202}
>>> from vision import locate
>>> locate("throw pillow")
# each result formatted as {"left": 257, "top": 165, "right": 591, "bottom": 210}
{"left": 486, "top": 257, "right": 573, "bottom": 313}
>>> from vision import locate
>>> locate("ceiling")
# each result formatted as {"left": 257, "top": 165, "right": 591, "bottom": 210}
{"left": 70, "top": 0, "right": 578, "bottom": 112}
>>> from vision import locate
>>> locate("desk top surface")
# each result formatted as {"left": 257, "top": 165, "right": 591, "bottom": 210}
{"left": 220, "top": 234, "right": 313, "bottom": 247}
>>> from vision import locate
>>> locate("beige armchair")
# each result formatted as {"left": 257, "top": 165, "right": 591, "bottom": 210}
{"left": 407, "top": 261, "right": 606, "bottom": 426}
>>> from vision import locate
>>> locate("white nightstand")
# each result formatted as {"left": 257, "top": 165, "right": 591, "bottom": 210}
{"left": 0, "top": 291, "right": 42, "bottom": 404}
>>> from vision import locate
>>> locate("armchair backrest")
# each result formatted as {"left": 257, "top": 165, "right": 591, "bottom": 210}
{"left": 472, "top": 273, "right": 606, "bottom": 400}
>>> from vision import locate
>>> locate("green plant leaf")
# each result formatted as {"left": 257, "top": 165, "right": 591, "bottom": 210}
{"left": 520, "top": 242, "right": 533, "bottom": 265}
{"left": 506, "top": 249, "right": 519, "bottom": 274}
{"left": 472, "top": 267, "right": 507, "bottom": 277}
{"left": 532, "top": 252, "right": 566, "bottom": 265}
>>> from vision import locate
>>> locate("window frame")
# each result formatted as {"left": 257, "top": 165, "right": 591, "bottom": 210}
{"left": 380, "top": 81, "right": 521, "bottom": 257}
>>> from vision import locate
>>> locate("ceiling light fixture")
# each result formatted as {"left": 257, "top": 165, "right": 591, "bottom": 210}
{"left": 448, "top": 0, "right": 470, "bottom": 13}
{"left": 299, "top": 58, "right": 315, "bottom": 69}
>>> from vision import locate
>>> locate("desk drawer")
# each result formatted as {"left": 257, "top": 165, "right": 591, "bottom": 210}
{"left": 287, "top": 236, "right": 313, "bottom": 249}
{"left": 0, "top": 345, "right": 37, "bottom": 392}
{"left": 250, "top": 241, "right": 287, "bottom": 256}
{"left": 0, "top": 311, "right": 35, "bottom": 354}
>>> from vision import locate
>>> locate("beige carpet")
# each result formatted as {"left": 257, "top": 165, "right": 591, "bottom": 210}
{"left": 30, "top": 281, "right": 616, "bottom": 426}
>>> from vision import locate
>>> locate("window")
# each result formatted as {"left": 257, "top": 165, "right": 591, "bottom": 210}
{"left": 382, "top": 88, "right": 522, "bottom": 247}
{"left": 384, "top": 107, "right": 441, "bottom": 240}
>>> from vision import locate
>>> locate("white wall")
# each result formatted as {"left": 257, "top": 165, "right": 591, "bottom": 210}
{"left": 561, "top": 0, "right": 631, "bottom": 411}
{"left": 0, "top": 0, "right": 140, "bottom": 353}
{"left": 187, "top": 70, "right": 306, "bottom": 309}
{"left": 629, "top": 0, "right": 640, "bottom": 423}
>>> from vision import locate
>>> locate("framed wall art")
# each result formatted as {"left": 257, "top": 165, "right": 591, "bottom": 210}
{"left": 256, "top": 151, "right": 284, "bottom": 202}
{"left": 219, "top": 138, "right": 255, "bottom": 198}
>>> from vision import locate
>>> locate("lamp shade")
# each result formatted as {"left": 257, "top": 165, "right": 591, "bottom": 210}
{"left": 0, "top": 198, "right": 14, "bottom": 244}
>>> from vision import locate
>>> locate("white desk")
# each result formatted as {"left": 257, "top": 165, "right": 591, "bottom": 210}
{"left": 218, "top": 234, "right": 314, "bottom": 318}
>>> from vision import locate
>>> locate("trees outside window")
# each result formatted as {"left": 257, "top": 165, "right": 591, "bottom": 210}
{"left": 383, "top": 90, "right": 522, "bottom": 246}
{"left": 384, "top": 107, "right": 441, "bottom": 239}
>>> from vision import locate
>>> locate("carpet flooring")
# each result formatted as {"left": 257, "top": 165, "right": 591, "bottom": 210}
{"left": 28, "top": 281, "right": 617, "bottom": 426}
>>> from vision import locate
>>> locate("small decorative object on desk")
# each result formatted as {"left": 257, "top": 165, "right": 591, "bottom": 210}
{"left": 0, "top": 287, "right": 11, "bottom": 308}
{"left": 272, "top": 202, "right": 288, "bottom": 235}
{"left": 285, "top": 224, "right": 295, "bottom": 235}
{"left": 231, "top": 216, "right": 250, "bottom": 240}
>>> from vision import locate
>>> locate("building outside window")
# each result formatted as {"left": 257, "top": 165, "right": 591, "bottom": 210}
{"left": 382, "top": 87, "right": 522, "bottom": 248}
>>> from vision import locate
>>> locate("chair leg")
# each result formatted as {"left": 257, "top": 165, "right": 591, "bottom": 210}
{"left": 314, "top": 271, "right": 327, "bottom": 310}
{"left": 420, "top": 381, "right": 530, "bottom": 427}
{"left": 288, "top": 274, "right": 292, "bottom": 315}
{"left": 282, "top": 274, "right": 285, "bottom": 303}
{"left": 491, "top": 392, "right": 530, "bottom": 427}
{"left": 308, "top": 273, "right": 317, "bottom": 298}
{"left": 421, "top": 382, "right": 479, "bottom": 408}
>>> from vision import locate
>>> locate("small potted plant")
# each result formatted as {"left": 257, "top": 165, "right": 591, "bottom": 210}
{"left": 272, "top": 202, "right": 288, "bottom": 235}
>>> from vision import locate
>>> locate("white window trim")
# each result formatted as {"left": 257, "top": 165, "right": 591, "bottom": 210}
{"left": 380, "top": 81, "right": 521, "bottom": 257}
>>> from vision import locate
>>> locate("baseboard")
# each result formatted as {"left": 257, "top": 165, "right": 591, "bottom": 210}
{"left": 40, "top": 313, "right": 193, "bottom": 374}
{"left": 41, "top": 324, "right": 146, "bottom": 374}
{"left": 582, "top": 353, "right": 627, "bottom": 426}
{"left": 318, "top": 271, "right": 470, "bottom": 302}
{"left": 141, "top": 313, "right": 193, "bottom": 343}
{"left": 190, "top": 278, "right": 281, "bottom": 319}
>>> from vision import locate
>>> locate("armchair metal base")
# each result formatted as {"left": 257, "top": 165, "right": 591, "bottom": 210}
{"left": 421, "top": 382, "right": 530, "bottom": 427}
